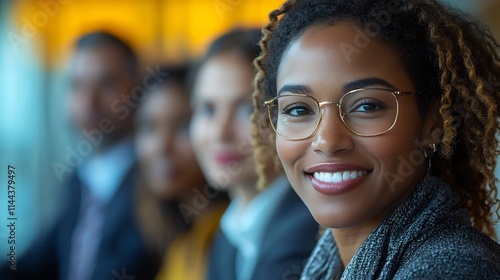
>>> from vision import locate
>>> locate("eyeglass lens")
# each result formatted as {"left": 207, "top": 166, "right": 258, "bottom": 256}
{"left": 268, "top": 89, "right": 399, "bottom": 139}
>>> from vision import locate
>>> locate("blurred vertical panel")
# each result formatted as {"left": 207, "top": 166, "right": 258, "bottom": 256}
{"left": 0, "top": 0, "right": 13, "bottom": 260}
{"left": 0, "top": 0, "right": 55, "bottom": 261}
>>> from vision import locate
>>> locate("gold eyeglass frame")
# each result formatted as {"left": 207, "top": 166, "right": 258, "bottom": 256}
{"left": 263, "top": 88, "right": 420, "bottom": 140}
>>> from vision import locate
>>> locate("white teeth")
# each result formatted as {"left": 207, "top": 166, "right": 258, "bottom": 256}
{"left": 313, "top": 170, "right": 367, "bottom": 183}
{"left": 324, "top": 172, "right": 333, "bottom": 182}
{"left": 332, "top": 172, "right": 342, "bottom": 183}
{"left": 342, "top": 171, "right": 350, "bottom": 181}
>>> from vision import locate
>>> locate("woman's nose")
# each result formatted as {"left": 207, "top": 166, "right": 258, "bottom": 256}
{"left": 311, "top": 106, "right": 354, "bottom": 156}
{"left": 212, "top": 110, "right": 235, "bottom": 143}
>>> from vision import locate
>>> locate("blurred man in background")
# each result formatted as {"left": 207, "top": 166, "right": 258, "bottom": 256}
{"left": 1, "top": 31, "right": 159, "bottom": 280}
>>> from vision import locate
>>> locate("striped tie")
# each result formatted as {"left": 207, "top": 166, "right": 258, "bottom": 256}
{"left": 68, "top": 187, "right": 105, "bottom": 280}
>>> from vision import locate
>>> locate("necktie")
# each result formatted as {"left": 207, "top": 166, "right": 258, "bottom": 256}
{"left": 68, "top": 187, "right": 105, "bottom": 280}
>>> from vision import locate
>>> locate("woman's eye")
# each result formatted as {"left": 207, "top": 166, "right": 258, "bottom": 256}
{"left": 282, "top": 104, "right": 314, "bottom": 116}
{"left": 351, "top": 100, "right": 385, "bottom": 113}
{"left": 356, "top": 103, "right": 381, "bottom": 112}
{"left": 175, "top": 118, "right": 191, "bottom": 134}
{"left": 194, "top": 103, "right": 214, "bottom": 117}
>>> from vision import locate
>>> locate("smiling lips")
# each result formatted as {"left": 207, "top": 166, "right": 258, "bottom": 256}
{"left": 313, "top": 170, "right": 368, "bottom": 183}
{"left": 306, "top": 164, "right": 370, "bottom": 195}
{"left": 214, "top": 152, "right": 243, "bottom": 165}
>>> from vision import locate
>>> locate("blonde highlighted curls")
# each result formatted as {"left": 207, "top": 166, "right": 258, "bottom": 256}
{"left": 251, "top": 0, "right": 295, "bottom": 190}
{"left": 414, "top": 1, "right": 500, "bottom": 237}
{"left": 251, "top": 0, "right": 500, "bottom": 237}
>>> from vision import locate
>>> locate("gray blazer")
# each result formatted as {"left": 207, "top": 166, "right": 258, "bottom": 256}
{"left": 301, "top": 175, "right": 500, "bottom": 280}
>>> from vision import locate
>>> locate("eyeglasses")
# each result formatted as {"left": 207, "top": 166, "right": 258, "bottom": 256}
{"left": 264, "top": 88, "right": 420, "bottom": 140}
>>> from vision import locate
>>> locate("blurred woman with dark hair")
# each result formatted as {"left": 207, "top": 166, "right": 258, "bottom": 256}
{"left": 135, "top": 65, "right": 228, "bottom": 280}
{"left": 190, "top": 28, "right": 319, "bottom": 280}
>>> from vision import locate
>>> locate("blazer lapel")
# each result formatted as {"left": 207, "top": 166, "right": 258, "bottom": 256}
{"left": 208, "top": 230, "right": 237, "bottom": 280}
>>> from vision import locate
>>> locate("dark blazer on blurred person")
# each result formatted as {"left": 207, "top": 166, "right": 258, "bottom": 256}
{"left": 207, "top": 181, "right": 318, "bottom": 280}
{"left": 0, "top": 160, "right": 158, "bottom": 280}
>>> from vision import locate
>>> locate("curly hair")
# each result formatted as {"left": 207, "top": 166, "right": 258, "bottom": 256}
{"left": 251, "top": 0, "right": 500, "bottom": 237}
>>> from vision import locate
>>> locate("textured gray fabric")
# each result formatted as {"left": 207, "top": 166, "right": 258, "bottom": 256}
{"left": 301, "top": 176, "right": 500, "bottom": 279}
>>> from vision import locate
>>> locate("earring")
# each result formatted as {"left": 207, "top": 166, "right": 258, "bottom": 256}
{"left": 424, "top": 143, "right": 438, "bottom": 176}
{"left": 423, "top": 143, "right": 437, "bottom": 158}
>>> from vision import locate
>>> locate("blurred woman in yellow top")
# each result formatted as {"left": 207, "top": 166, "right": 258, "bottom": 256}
{"left": 134, "top": 65, "right": 228, "bottom": 280}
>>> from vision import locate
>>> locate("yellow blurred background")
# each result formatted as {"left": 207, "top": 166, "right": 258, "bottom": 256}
{"left": 8, "top": 0, "right": 285, "bottom": 67}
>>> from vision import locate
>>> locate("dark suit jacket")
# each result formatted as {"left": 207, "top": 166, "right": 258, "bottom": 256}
{"left": 1, "top": 164, "right": 159, "bottom": 280}
{"left": 207, "top": 184, "right": 319, "bottom": 280}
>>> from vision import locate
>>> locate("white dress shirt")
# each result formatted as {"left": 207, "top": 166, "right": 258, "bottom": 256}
{"left": 220, "top": 175, "right": 290, "bottom": 280}
{"left": 77, "top": 137, "right": 136, "bottom": 203}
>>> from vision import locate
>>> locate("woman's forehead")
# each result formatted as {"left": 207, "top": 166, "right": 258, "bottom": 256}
{"left": 276, "top": 23, "right": 414, "bottom": 95}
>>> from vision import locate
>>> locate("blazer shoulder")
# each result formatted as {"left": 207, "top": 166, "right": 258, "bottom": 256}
{"left": 396, "top": 226, "right": 500, "bottom": 279}
{"left": 253, "top": 186, "right": 319, "bottom": 280}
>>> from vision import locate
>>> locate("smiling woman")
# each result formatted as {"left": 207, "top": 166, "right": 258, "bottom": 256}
{"left": 273, "top": 23, "right": 431, "bottom": 231}
{"left": 251, "top": 0, "right": 500, "bottom": 279}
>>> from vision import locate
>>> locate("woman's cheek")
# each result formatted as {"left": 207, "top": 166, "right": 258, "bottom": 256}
{"left": 136, "top": 134, "right": 154, "bottom": 163}
{"left": 276, "top": 137, "right": 308, "bottom": 179}
{"left": 364, "top": 133, "right": 422, "bottom": 191}
{"left": 190, "top": 119, "right": 207, "bottom": 151}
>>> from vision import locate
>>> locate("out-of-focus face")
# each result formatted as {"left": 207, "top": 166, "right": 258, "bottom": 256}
{"left": 136, "top": 83, "right": 205, "bottom": 199}
{"left": 67, "top": 44, "right": 135, "bottom": 148}
{"left": 190, "top": 53, "right": 257, "bottom": 189}
{"left": 275, "top": 23, "right": 437, "bottom": 230}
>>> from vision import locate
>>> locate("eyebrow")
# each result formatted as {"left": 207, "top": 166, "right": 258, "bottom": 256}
{"left": 278, "top": 84, "right": 312, "bottom": 96}
{"left": 278, "top": 77, "right": 397, "bottom": 96}
{"left": 342, "top": 78, "right": 397, "bottom": 92}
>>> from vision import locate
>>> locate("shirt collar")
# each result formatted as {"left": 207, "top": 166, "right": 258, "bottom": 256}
{"left": 220, "top": 174, "right": 290, "bottom": 256}
{"left": 77, "top": 137, "right": 136, "bottom": 203}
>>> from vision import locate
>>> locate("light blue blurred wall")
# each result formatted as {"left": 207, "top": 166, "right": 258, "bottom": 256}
{"left": 0, "top": 0, "right": 67, "bottom": 262}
